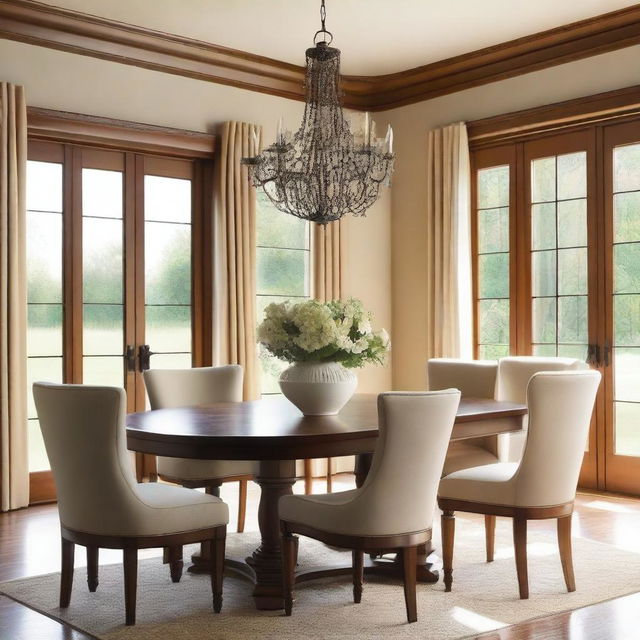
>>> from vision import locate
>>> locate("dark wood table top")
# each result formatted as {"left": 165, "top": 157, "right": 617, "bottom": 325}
{"left": 126, "top": 394, "right": 526, "bottom": 461}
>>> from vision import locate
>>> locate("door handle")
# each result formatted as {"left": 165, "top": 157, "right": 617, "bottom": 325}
{"left": 586, "top": 343, "right": 600, "bottom": 366}
{"left": 603, "top": 340, "right": 611, "bottom": 367}
{"left": 138, "top": 344, "right": 155, "bottom": 371}
{"left": 125, "top": 345, "right": 137, "bottom": 372}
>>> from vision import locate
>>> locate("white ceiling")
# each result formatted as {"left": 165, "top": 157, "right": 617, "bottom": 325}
{"left": 39, "top": 0, "right": 640, "bottom": 75}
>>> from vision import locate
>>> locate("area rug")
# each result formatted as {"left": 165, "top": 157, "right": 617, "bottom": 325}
{"left": 3, "top": 515, "right": 640, "bottom": 640}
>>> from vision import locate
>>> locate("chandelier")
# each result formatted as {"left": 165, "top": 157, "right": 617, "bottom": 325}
{"left": 241, "top": 0, "right": 394, "bottom": 225}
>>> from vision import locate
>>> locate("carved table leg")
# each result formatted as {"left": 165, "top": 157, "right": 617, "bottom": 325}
{"left": 245, "top": 459, "right": 296, "bottom": 610}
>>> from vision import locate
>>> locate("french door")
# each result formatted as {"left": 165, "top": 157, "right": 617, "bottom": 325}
{"left": 472, "top": 119, "right": 640, "bottom": 493}
{"left": 26, "top": 140, "right": 212, "bottom": 501}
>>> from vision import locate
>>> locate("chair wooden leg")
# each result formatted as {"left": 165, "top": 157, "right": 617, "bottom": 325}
{"left": 282, "top": 532, "right": 297, "bottom": 616}
{"left": 557, "top": 515, "right": 576, "bottom": 593}
{"left": 60, "top": 538, "right": 74, "bottom": 608}
{"left": 401, "top": 546, "right": 418, "bottom": 623}
{"left": 210, "top": 532, "right": 225, "bottom": 613}
{"left": 485, "top": 514, "right": 496, "bottom": 563}
{"left": 237, "top": 479, "right": 248, "bottom": 533}
{"left": 123, "top": 548, "right": 138, "bottom": 626}
{"left": 441, "top": 510, "right": 455, "bottom": 592}
{"left": 86, "top": 546, "right": 99, "bottom": 592}
{"left": 352, "top": 550, "right": 364, "bottom": 603}
{"left": 326, "top": 458, "right": 333, "bottom": 493}
{"left": 304, "top": 460, "right": 313, "bottom": 495}
{"left": 168, "top": 546, "right": 183, "bottom": 583}
{"left": 513, "top": 517, "right": 529, "bottom": 599}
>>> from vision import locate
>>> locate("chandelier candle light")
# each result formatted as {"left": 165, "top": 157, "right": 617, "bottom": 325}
{"left": 242, "top": 0, "right": 394, "bottom": 224}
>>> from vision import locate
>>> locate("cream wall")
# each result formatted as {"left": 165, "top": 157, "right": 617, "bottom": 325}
{"left": 386, "top": 44, "right": 640, "bottom": 390}
{"left": 0, "top": 39, "right": 393, "bottom": 392}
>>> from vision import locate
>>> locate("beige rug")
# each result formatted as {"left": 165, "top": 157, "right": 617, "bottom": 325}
{"left": 3, "top": 515, "right": 640, "bottom": 640}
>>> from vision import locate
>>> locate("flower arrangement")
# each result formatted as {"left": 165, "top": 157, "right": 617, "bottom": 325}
{"left": 257, "top": 298, "right": 390, "bottom": 369}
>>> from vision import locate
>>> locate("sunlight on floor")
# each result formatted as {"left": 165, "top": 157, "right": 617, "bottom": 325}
{"left": 451, "top": 606, "right": 507, "bottom": 633}
{"left": 583, "top": 499, "right": 635, "bottom": 513}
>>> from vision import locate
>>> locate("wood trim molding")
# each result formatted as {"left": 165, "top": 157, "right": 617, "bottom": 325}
{"left": 27, "top": 107, "right": 216, "bottom": 158}
{"left": 3, "top": 0, "right": 640, "bottom": 111}
{"left": 467, "top": 84, "right": 640, "bottom": 147}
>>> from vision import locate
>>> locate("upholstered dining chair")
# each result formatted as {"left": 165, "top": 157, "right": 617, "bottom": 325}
{"left": 428, "top": 358, "right": 499, "bottom": 476}
{"left": 33, "top": 382, "right": 228, "bottom": 625}
{"left": 495, "top": 356, "right": 588, "bottom": 463}
{"left": 438, "top": 370, "right": 600, "bottom": 599}
{"left": 280, "top": 390, "right": 461, "bottom": 623}
{"left": 143, "top": 365, "right": 256, "bottom": 533}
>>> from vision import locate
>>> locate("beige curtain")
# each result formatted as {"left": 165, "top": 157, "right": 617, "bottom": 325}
{"left": 425, "top": 122, "right": 473, "bottom": 361}
{"left": 213, "top": 121, "right": 261, "bottom": 400}
{"left": 0, "top": 83, "right": 28, "bottom": 511}
{"left": 313, "top": 220, "right": 344, "bottom": 301}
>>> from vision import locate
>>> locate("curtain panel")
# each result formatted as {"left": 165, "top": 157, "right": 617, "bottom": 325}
{"left": 313, "top": 220, "right": 344, "bottom": 302}
{"left": 0, "top": 82, "right": 28, "bottom": 511}
{"left": 213, "top": 121, "right": 261, "bottom": 401}
{"left": 425, "top": 122, "right": 473, "bottom": 362}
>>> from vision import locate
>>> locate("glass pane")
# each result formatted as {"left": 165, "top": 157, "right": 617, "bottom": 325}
{"left": 558, "top": 248, "right": 587, "bottom": 295}
{"left": 27, "top": 357, "right": 62, "bottom": 419}
{"left": 614, "top": 348, "right": 640, "bottom": 403}
{"left": 478, "top": 299, "right": 509, "bottom": 345}
{"left": 27, "top": 211, "right": 62, "bottom": 303}
{"left": 83, "top": 356, "right": 124, "bottom": 387}
{"left": 83, "top": 304, "right": 123, "bottom": 355}
{"left": 557, "top": 152, "right": 586, "bottom": 200}
{"left": 531, "top": 203, "right": 556, "bottom": 251}
{"left": 28, "top": 419, "right": 50, "bottom": 473}
{"left": 615, "top": 402, "right": 640, "bottom": 456}
{"left": 558, "top": 296, "right": 588, "bottom": 343}
{"left": 532, "top": 250, "right": 556, "bottom": 297}
{"left": 146, "top": 305, "right": 191, "bottom": 353}
{"left": 257, "top": 193, "right": 309, "bottom": 249}
{"left": 478, "top": 344, "right": 509, "bottom": 359}
{"left": 558, "top": 199, "right": 587, "bottom": 248}
{"left": 151, "top": 353, "right": 192, "bottom": 370}
{"left": 257, "top": 247, "right": 309, "bottom": 296}
{"left": 27, "top": 161, "right": 62, "bottom": 212}
{"left": 531, "top": 156, "right": 555, "bottom": 203}
{"left": 144, "top": 175, "right": 191, "bottom": 223}
{"left": 477, "top": 166, "right": 509, "bottom": 209}
{"left": 478, "top": 253, "right": 509, "bottom": 299}
{"left": 615, "top": 295, "right": 640, "bottom": 346}
{"left": 557, "top": 344, "right": 587, "bottom": 360}
{"left": 145, "top": 222, "right": 191, "bottom": 304}
{"left": 614, "top": 192, "right": 640, "bottom": 244}
{"left": 27, "top": 305, "right": 63, "bottom": 356}
{"left": 478, "top": 207, "right": 509, "bottom": 253}
{"left": 532, "top": 297, "right": 556, "bottom": 344}
{"left": 614, "top": 143, "right": 640, "bottom": 193}
{"left": 82, "top": 168, "right": 123, "bottom": 218}
{"left": 614, "top": 243, "right": 640, "bottom": 294}
{"left": 533, "top": 344, "right": 556, "bottom": 357}
{"left": 83, "top": 217, "right": 123, "bottom": 304}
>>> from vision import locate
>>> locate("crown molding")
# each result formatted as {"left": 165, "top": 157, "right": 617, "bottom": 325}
{"left": 2, "top": 0, "right": 640, "bottom": 111}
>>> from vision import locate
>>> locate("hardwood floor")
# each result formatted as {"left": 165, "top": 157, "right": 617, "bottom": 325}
{"left": 2, "top": 476, "right": 640, "bottom": 639}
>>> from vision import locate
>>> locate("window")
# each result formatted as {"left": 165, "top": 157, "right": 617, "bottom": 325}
{"left": 255, "top": 192, "right": 311, "bottom": 394}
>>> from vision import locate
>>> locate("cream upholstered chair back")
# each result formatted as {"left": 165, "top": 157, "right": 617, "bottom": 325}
{"left": 513, "top": 370, "right": 600, "bottom": 507}
{"left": 144, "top": 365, "right": 243, "bottom": 409}
{"left": 428, "top": 358, "right": 497, "bottom": 398}
{"left": 33, "top": 382, "right": 141, "bottom": 534}
{"left": 496, "top": 356, "right": 588, "bottom": 404}
{"left": 355, "top": 390, "right": 460, "bottom": 534}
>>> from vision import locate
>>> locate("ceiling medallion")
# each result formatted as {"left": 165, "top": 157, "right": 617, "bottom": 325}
{"left": 242, "top": 0, "right": 394, "bottom": 225}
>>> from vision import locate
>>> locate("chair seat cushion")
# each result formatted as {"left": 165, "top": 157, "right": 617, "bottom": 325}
{"left": 438, "top": 462, "right": 519, "bottom": 506}
{"left": 157, "top": 457, "right": 256, "bottom": 483}
{"left": 115, "top": 483, "right": 229, "bottom": 537}
{"left": 442, "top": 441, "right": 499, "bottom": 477}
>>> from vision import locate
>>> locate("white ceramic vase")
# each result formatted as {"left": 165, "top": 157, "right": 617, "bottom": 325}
{"left": 279, "top": 361, "right": 358, "bottom": 416}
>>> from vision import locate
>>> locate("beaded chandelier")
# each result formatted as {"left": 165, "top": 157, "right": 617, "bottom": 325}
{"left": 241, "top": 0, "right": 394, "bottom": 225}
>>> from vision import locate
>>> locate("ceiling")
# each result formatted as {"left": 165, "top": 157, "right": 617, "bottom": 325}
{"left": 37, "top": 0, "right": 640, "bottom": 75}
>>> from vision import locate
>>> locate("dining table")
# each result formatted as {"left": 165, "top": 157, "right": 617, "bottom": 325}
{"left": 126, "top": 393, "right": 527, "bottom": 610}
